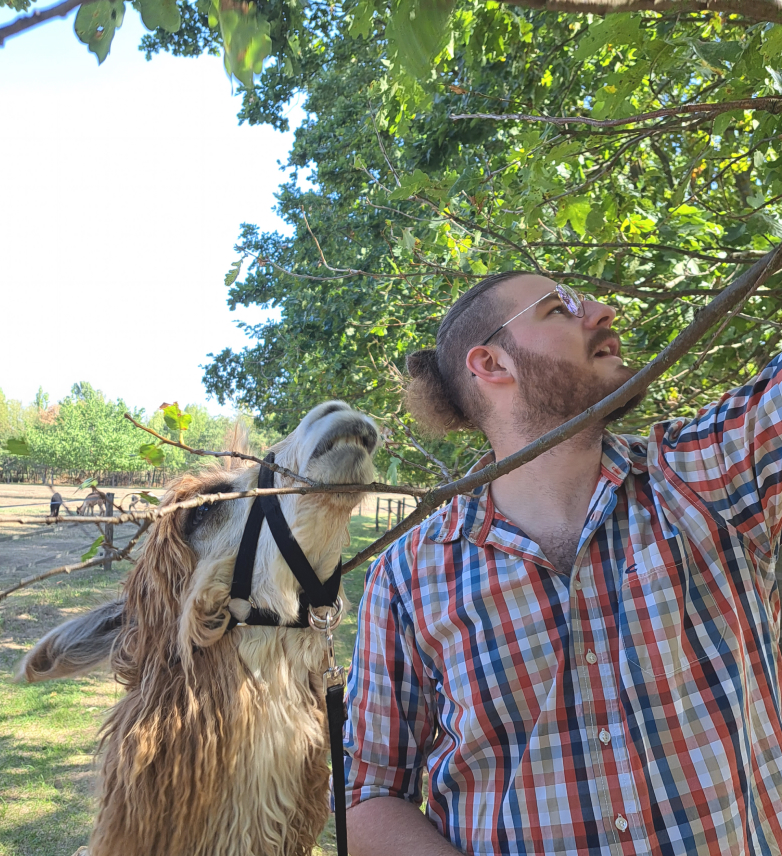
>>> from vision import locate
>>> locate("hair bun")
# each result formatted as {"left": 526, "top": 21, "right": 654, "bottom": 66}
{"left": 406, "top": 348, "right": 440, "bottom": 380}
{"left": 404, "top": 348, "right": 472, "bottom": 436}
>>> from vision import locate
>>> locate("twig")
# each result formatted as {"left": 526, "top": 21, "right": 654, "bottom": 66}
{"left": 448, "top": 98, "right": 782, "bottom": 128}
{"left": 394, "top": 416, "right": 453, "bottom": 482}
{"left": 0, "top": 555, "right": 109, "bottom": 601}
{"left": 341, "top": 244, "right": 782, "bottom": 574}
{"left": 0, "top": 0, "right": 95, "bottom": 47}
{"left": 0, "top": 481, "right": 430, "bottom": 526}
{"left": 0, "top": 518, "right": 151, "bottom": 602}
{"left": 123, "top": 413, "right": 315, "bottom": 486}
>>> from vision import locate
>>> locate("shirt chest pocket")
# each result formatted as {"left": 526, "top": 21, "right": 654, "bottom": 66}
{"left": 618, "top": 541, "right": 728, "bottom": 678}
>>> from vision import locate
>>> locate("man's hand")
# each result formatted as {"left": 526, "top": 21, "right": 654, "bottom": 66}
{"left": 346, "top": 796, "right": 462, "bottom": 856}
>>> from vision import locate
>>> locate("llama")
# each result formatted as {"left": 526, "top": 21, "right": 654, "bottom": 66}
{"left": 128, "top": 494, "right": 150, "bottom": 512}
{"left": 18, "top": 401, "right": 379, "bottom": 856}
{"left": 77, "top": 493, "right": 104, "bottom": 516}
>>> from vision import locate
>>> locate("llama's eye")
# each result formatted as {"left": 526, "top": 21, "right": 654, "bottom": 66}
{"left": 191, "top": 504, "right": 211, "bottom": 530}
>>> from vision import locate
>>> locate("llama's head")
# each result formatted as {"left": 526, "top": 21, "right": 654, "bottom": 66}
{"left": 173, "top": 400, "right": 378, "bottom": 657}
{"left": 18, "top": 401, "right": 378, "bottom": 683}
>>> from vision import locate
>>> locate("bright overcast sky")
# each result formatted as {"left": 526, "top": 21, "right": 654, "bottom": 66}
{"left": 0, "top": 8, "right": 302, "bottom": 417}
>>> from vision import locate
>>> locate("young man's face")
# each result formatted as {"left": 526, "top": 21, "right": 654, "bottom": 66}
{"left": 490, "top": 275, "right": 638, "bottom": 429}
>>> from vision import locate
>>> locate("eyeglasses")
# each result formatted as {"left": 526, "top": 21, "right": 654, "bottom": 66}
{"left": 479, "top": 283, "right": 586, "bottom": 347}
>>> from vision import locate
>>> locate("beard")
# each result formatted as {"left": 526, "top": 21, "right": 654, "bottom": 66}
{"left": 505, "top": 338, "right": 644, "bottom": 439}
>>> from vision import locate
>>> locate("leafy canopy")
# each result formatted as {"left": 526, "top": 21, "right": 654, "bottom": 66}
{"left": 197, "top": 5, "right": 782, "bottom": 480}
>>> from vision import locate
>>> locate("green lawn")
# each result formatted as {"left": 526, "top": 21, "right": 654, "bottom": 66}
{"left": 0, "top": 514, "right": 382, "bottom": 856}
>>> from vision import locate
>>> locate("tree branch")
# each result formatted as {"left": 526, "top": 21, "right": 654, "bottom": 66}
{"left": 0, "top": 481, "right": 429, "bottom": 527}
{"left": 0, "top": 519, "right": 150, "bottom": 602}
{"left": 124, "top": 413, "right": 316, "bottom": 486}
{"left": 0, "top": 0, "right": 96, "bottom": 47}
{"left": 497, "top": 0, "right": 782, "bottom": 26}
{"left": 341, "top": 244, "right": 782, "bottom": 574}
{"left": 450, "top": 98, "right": 782, "bottom": 129}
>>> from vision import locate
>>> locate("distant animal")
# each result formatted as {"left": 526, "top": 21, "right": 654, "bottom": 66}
{"left": 128, "top": 494, "right": 150, "bottom": 513}
{"left": 50, "top": 492, "right": 62, "bottom": 518}
{"left": 77, "top": 493, "right": 104, "bottom": 517}
{"left": 18, "top": 401, "right": 379, "bottom": 856}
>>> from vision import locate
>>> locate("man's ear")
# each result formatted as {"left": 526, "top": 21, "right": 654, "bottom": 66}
{"left": 466, "top": 345, "right": 516, "bottom": 385}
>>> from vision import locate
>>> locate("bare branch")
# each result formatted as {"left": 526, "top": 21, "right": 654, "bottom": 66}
{"left": 0, "top": 0, "right": 96, "bottom": 47}
{"left": 124, "top": 413, "right": 316, "bottom": 486}
{"left": 450, "top": 98, "right": 782, "bottom": 129}
{"left": 394, "top": 416, "right": 454, "bottom": 482}
{"left": 0, "top": 481, "right": 429, "bottom": 527}
{"left": 0, "top": 554, "right": 109, "bottom": 601}
{"left": 0, "top": 515, "right": 151, "bottom": 601}
{"left": 341, "top": 244, "right": 782, "bottom": 573}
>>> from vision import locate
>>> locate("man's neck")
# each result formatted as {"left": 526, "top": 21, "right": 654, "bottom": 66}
{"left": 487, "top": 426, "right": 605, "bottom": 543}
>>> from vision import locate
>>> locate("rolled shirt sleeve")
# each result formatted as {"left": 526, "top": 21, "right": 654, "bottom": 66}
{"left": 655, "top": 352, "right": 782, "bottom": 557}
{"left": 344, "top": 548, "right": 436, "bottom": 808}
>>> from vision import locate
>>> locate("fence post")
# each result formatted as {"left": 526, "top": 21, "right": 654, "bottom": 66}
{"left": 104, "top": 492, "right": 114, "bottom": 574}
{"left": 375, "top": 497, "right": 380, "bottom": 531}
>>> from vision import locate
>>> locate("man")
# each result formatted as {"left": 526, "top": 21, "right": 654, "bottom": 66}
{"left": 343, "top": 271, "right": 782, "bottom": 855}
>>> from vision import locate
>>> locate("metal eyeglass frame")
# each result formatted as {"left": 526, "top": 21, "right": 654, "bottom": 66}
{"left": 479, "top": 283, "right": 586, "bottom": 347}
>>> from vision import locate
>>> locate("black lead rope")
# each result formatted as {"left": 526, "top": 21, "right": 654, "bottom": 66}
{"left": 226, "top": 452, "right": 348, "bottom": 856}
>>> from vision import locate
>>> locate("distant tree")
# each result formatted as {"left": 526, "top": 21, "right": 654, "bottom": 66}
{"left": 28, "top": 382, "right": 148, "bottom": 477}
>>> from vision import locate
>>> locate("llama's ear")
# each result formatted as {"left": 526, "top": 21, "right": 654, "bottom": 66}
{"left": 15, "top": 599, "right": 125, "bottom": 683}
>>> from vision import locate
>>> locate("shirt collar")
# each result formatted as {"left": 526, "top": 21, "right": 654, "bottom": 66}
{"left": 429, "top": 433, "right": 638, "bottom": 547}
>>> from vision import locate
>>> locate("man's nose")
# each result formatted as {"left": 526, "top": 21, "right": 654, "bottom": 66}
{"left": 582, "top": 299, "right": 616, "bottom": 329}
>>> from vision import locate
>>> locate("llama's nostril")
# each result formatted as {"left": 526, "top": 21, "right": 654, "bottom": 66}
{"left": 318, "top": 403, "right": 349, "bottom": 420}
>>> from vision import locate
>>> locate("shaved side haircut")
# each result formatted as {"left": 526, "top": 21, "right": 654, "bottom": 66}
{"left": 405, "top": 271, "right": 532, "bottom": 436}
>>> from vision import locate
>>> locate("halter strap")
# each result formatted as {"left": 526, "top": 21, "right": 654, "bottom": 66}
{"left": 225, "top": 452, "right": 341, "bottom": 632}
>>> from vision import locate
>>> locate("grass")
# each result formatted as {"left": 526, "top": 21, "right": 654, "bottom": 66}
{"left": 0, "top": 514, "right": 383, "bottom": 856}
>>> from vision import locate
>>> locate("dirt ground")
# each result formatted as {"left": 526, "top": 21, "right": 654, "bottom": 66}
{"left": 0, "top": 485, "right": 164, "bottom": 613}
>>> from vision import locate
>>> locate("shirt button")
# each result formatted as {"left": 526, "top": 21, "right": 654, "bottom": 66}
{"left": 599, "top": 728, "right": 611, "bottom": 745}
{"left": 615, "top": 814, "right": 628, "bottom": 832}
{"left": 573, "top": 578, "right": 582, "bottom": 590}
{"left": 585, "top": 649, "right": 597, "bottom": 665}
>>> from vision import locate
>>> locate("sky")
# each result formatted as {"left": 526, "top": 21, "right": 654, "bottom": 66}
{"left": 0, "top": 7, "right": 303, "bottom": 417}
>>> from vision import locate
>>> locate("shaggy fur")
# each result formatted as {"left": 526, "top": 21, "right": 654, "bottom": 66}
{"left": 18, "top": 402, "right": 378, "bottom": 856}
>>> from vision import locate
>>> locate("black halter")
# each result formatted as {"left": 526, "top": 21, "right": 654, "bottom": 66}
{"left": 223, "top": 451, "right": 350, "bottom": 856}
{"left": 225, "top": 452, "right": 342, "bottom": 632}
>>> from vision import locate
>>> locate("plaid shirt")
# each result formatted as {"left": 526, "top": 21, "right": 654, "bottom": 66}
{"left": 344, "top": 354, "right": 782, "bottom": 856}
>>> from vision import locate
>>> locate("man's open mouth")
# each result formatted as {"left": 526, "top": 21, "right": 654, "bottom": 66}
{"left": 592, "top": 335, "right": 621, "bottom": 359}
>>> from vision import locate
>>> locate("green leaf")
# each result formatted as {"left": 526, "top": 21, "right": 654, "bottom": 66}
{"left": 713, "top": 109, "right": 742, "bottom": 138}
{"left": 389, "top": 168, "right": 432, "bottom": 201}
{"left": 210, "top": 0, "right": 272, "bottom": 87}
{"left": 386, "top": 456, "right": 399, "bottom": 485}
{"left": 353, "top": 154, "right": 367, "bottom": 170}
{"left": 81, "top": 535, "right": 105, "bottom": 563}
{"left": 556, "top": 197, "right": 591, "bottom": 238}
{"left": 691, "top": 40, "right": 743, "bottom": 71}
{"left": 162, "top": 402, "right": 192, "bottom": 434}
{"left": 138, "top": 491, "right": 160, "bottom": 506}
{"left": 139, "top": 443, "right": 166, "bottom": 466}
{"left": 225, "top": 259, "right": 242, "bottom": 287}
{"left": 761, "top": 26, "right": 782, "bottom": 61}
{"left": 348, "top": 0, "right": 373, "bottom": 39}
{"left": 401, "top": 228, "right": 416, "bottom": 252}
{"left": 77, "top": 476, "right": 98, "bottom": 491}
{"left": 74, "top": 0, "right": 125, "bottom": 64}
{"left": 4, "top": 438, "right": 30, "bottom": 456}
{"left": 137, "top": 0, "right": 180, "bottom": 32}
{"left": 386, "top": 0, "right": 455, "bottom": 80}
{"left": 573, "top": 14, "right": 643, "bottom": 62}
{"left": 447, "top": 166, "right": 481, "bottom": 199}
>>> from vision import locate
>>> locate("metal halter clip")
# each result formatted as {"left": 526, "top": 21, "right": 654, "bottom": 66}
{"left": 309, "top": 599, "right": 345, "bottom": 694}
